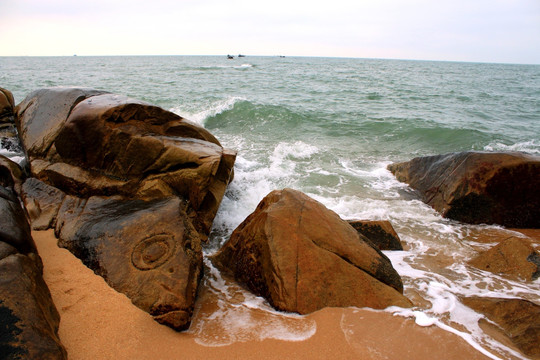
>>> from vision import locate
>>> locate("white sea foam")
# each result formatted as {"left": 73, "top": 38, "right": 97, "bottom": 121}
{"left": 205, "top": 118, "right": 538, "bottom": 357}
{"left": 210, "top": 141, "right": 320, "bottom": 245}
{"left": 189, "top": 259, "right": 316, "bottom": 347}
{"left": 169, "top": 96, "right": 245, "bottom": 126}
{"left": 0, "top": 148, "right": 25, "bottom": 164}
{"left": 384, "top": 244, "right": 539, "bottom": 360}
{"left": 484, "top": 139, "right": 540, "bottom": 154}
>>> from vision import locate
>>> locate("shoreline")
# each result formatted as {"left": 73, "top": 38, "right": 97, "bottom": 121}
{"left": 33, "top": 229, "right": 493, "bottom": 360}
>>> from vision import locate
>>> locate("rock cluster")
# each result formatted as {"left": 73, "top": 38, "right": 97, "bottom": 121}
{"left": 388, "top": 151, "right": 540, "bottom": 228}
{"left": 15, "top": 87, "right": 236, "bottom": 331}
{"left": 6, "top": 85, "right": 539, "bottom": 359}
{"left": 0, "top": 156, "right": 67, "bottom": 359}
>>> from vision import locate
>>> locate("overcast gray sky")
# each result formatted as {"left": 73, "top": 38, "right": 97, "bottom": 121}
{"left": 1, "top": 0, "right": 539, "bottom": 64}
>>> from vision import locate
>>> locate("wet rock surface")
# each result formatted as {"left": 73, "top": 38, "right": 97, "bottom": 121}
{"left": 0, "top": 156, "right": 66, "bottom": 359}
{"left": 468, "top": 236, "right": 540, "bottom": 281}
{"left": 388, "top": 151, "right": 540, "bottom": 228}
{"left": 462, "top": 296, "right": 540, "bottom": 359}
{"left": 54, "top": 195, "right": 203, "bottom": 331}
{"left": 347, "top": 219, "right": 403, "bottom": 251}
{"left": 212, "top": 188, "right": 412, "bottom": 314}
{"left": 0, "top": 87, "right": 20, "bottom": 154}
{"left": 16, "top": 87, "right": 236, "bottom": 330}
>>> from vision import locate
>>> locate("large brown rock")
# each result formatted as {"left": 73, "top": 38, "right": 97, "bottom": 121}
{"left": 212, "top": 188, "right": 412, "bottom": 314}
{"left": 468, "top": 236, "right": 540, "bottom": 281}
{"left": 388, "top": 151, "right": 540, "bottom": 228}
{"left": 462, "top": 297, "right": 540, "bottom": 359}
{"left": 0, "top": 156, "right": 67, "bottom": 359}
{"left": 16, "top": 88, "right": 236, "bottom": 331}
{"left": 347, "top": 220, "right": 403, "bottom": 250}
{"left": 17, "top": 90, "right": 235, "bottom": 237}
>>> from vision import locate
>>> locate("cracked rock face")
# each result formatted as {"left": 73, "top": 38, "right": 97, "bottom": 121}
{"left": 388, "top": 151, "right": 540, "bottom": 228}
{"left": 212, "top": 188, "right": 411, "bottom": 314}
{"left": 16, "top": 87, "right": 236, "bottom": 331}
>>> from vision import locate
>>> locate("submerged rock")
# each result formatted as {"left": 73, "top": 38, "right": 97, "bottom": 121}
{"left": 347, "top": 220, "right": 403, "bottom": 250}
{"left": 462, "top": 297, "right": 540, "bottom": 359}
{"left": 16, "top": 87, "right": 236, "bottom": 330}
{"left": 468, "top": 236, "right": 540, "bottom": 281}
{"left": 212, "top": 188, "right": 412, "bottom": 314}
{"left": 388, "top": 151, "right": 540, "bottom": 228}
{"left": 0, "top": 156, "right": 67, "bottom": 359}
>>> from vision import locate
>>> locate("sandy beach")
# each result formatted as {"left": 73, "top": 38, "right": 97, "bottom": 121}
{"left": 33, "top": 229, "right": 493, "bottom": 360}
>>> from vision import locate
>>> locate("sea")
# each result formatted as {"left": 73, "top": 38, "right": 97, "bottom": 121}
{"left": 1, "top": 56, "right": 539, "bottom": 359}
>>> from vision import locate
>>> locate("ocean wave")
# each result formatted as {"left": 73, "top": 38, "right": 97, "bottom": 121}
{"left": 209, "top": 141, "right": 320, "bottom": 245}
{"left": 0, "top": 143, "right": 25, "bottom": 164}
{"left": 483, "top": 139, "right": 540, "bottom": 154}
{"left": 190, "top": 63, "right": 254, "bottom": 71}
{"left": 169, "top": 96, "right": 246, "bottom": 126}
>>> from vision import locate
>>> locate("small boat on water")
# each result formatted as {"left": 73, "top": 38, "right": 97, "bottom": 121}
{"left": 227, "top": 55, "right": 234, "bottom": 59}
{"left": 238, "top": 54, "right": 245, "bottom": 58}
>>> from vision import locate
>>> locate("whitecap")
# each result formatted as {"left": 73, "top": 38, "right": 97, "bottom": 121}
{"left": 483, "top": 139, "right": 540, "bottom": 154}
{"left": 169, "top": 96, "right": 246, "bottom": 127}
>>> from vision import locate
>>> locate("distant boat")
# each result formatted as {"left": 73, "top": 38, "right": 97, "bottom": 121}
{"left": 227, "top": 55, "right": 234, "bottom": 59}
{"left": 279, "top": 55, "right": 285, "bottom": 58}
{"left": 238, "top": 54, "right": 246, "bottom": 57}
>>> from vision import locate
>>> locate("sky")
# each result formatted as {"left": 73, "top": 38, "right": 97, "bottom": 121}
{"left": 0, "top": 0, "right": 539, "bottom": 64}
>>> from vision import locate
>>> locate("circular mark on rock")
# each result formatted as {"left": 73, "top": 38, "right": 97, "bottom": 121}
{"left": 132, "top": 234, "right": 176, "bottom": 270}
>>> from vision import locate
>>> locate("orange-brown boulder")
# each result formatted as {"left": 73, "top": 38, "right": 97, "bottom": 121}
{"left": 347, "top": 220, "right": 403, "bottom": 250}
{"left": 462, "top": 297, "right": 540, "bottom": 359}
{"left": 388, "top": 151, "right": 540, "bottom": 228}
{"left": 212, "top": 188, "right": 412, "bottom": 314}
{"left": 468, "top": 237, "right": 539, "bottom": 281}
{"left": 0, "top": 156, "right": 67, "bottom": 359}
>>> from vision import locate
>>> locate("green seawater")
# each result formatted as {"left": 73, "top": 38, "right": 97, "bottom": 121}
{"left": 1, "top": 56, "right": 539, "bottom": 358}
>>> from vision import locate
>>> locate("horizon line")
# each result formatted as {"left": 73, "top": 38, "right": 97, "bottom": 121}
{"left": 0, "top": 54, "right": 538, "bottom": 66}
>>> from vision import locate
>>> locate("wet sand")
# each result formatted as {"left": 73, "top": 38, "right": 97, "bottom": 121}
{"left": 34, "top": 229, "right": 491, "bottom": 360}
